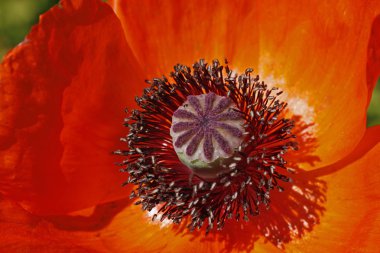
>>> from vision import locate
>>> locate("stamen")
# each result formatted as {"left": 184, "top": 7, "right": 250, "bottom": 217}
{"left": 116, "top": 59, "right": 297, "bottom": 235}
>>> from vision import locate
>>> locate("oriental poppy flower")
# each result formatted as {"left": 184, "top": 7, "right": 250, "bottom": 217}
{"left": 0, "top": 0, "right": 380, "bottom": 252}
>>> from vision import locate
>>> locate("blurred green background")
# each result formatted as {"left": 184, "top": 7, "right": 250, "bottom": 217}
{"left": 0, "top": 0, "right": 57, "bottom": 57}
{"left": 0, "top": 0, "right": 379, "bottom": 127}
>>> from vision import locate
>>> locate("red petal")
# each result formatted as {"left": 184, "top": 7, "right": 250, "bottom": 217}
{"left": 109, "top": 0, "right": 380, "bottom": 167}
{"left": 0, "top": 0, "right": 143, "bottom": 214}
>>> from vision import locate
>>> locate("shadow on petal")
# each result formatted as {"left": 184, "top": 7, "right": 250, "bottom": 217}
{"left": 168, "top": 116, "right": 327, "bottom": 252}
{"left": 367, "top": 14, "right": 380, "bottom": 102}
{"left": 306, "top": 125, "right": 380, "bottom": 178}
{"left": 45, "top": 197, "right": 133, "bottom": 231}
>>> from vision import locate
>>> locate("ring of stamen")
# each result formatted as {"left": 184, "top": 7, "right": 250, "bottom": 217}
{"left": 116, "top": 59, "right": 297, "bottom": 234}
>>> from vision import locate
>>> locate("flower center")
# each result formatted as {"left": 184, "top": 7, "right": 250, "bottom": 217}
{"left": 116, "top": 59, "right": 297, "bottom": 234}
{"left": 170, "top": 93, "right": 245, "bottom": 178}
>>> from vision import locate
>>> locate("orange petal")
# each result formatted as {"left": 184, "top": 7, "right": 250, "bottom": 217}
{"left": 287, "top": 126, "right": 380, "bottom": 252}
{"left": 109, "top": 0, "right": 380, "bottom": 167}
{"left": 1, "top": 127, "right": 379, "bottom": 252}
{"left": 108, "top": 0, "right": 260, "bottom": 74}
{"left": 0, "top": 0, "right": 143, "bottom": 214}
